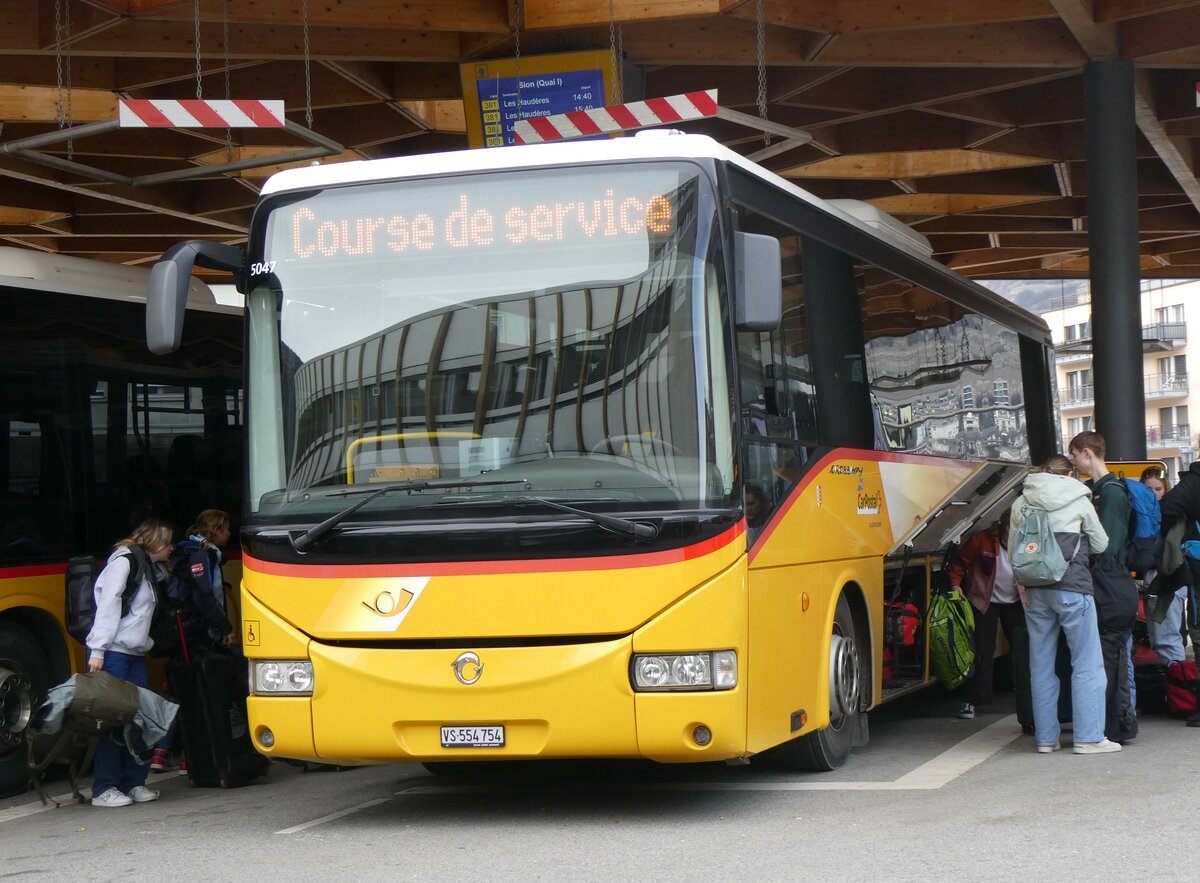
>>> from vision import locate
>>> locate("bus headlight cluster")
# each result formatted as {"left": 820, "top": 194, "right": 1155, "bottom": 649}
{"left": 252, "top": 661, "right": 314, "bottom": 696}
{"left": 631, "top": 651, "right": 737, "bottom": 691}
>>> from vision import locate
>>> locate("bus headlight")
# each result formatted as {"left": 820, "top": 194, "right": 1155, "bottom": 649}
{"left": 631, "top": 651, "right": 737, "bottom": 691}
{"left": 252, "top": 661, "right": 314, "bottom": 696}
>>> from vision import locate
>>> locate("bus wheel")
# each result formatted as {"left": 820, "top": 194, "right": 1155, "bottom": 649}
{"left": 0, "top": 623, "right": 47, "bottom": 797}
{"left": 770, "top": 593, "right": 861, "bottom": 772}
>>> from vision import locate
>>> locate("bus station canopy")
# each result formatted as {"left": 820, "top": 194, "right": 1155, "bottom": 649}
{"left": 2, "top": 0, "right": 1200, "bottom": 281}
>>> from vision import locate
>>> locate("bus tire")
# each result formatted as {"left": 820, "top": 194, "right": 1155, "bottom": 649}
{"left": 0, "top": 622, "right": 48, "bottom": 798}
{"left": 770, "top": 593, "right": 862, "bottom": 772}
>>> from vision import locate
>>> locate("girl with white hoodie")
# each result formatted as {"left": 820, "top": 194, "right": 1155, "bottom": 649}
{"left": 1009, "top": 455, "right": 1119, "bottom": 755}
{"left": 86, "top": 520, "right": 174, "bottom": 807}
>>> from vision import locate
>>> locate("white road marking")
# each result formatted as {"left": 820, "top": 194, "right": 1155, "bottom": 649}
{"left": 395, "top": 716, "right": 1024, "bottom": 795}
{"left": 5, "top": 717, "right": 1021, "bottom": 831}
{"left": 275, "top": 797, "right": 390, "bottom": 834}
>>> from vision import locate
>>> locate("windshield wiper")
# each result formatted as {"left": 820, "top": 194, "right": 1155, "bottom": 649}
{"left": 506, "top": 495, "right": 660, "bottom": 542}
{"left": 290, "top": 478, "right": 527, "bottom": 552}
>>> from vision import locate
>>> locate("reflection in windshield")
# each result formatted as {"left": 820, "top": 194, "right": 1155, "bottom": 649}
{"left": 246, "top": 164, "right": 734, "bottom": 518}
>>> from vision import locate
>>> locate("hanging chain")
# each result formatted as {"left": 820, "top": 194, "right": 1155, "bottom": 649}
{"left": 193, "top": 0, "right": 203, "bottom": 98}
{"left": 609, "top": 0, "right": 619, "bottom": 104}
{"left": 55, "top": 0, "right": 64, "bottom": 129}
{"left": 756, "top": 0, "right": 769, "bottom": 146}
{"left": 302, "top": 0, "right": 313, "bottom": 128}
{"left": 56, "top": 0, "right": 74, "bottom": 158}
{"left": 223, "top": 0, "right": 232, "bottom": 160}
{"left": 617, "top": 24, "right": 623, "bottom": 101}
{"left": 513, "top": 0, "right": 522, "bottom": 136}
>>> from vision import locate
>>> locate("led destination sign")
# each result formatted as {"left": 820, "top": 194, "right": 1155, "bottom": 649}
{"left": 260, "top": 166, "right": 702, "bottom": 299}
{"left": 279, "top": 182, "right": 679, "bottom": 264}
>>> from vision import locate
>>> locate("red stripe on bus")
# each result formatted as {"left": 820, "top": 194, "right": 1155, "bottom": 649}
{"left": 244, "top": 522, "right": 744, "bottom": 579}
{"left": 0, "top": 563, "right": 66, "bottom": 578}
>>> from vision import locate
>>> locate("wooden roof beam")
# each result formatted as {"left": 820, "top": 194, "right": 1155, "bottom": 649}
{"left": 1050, "top": 1, "right": 1200, "bottom": 215}
{"left": 816, "top": 20, "right": 1087, "bottom": 67}
{"left": 142, "top": 0, "right": 509, "bottom": 34}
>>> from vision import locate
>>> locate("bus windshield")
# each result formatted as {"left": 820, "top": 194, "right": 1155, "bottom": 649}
{"left": 244, "top": 162, "right": 734, "bottom": 524}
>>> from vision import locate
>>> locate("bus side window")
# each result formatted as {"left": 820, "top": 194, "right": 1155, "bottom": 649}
{"left": 735, "top": 209, "right": 815, "bottom": 527}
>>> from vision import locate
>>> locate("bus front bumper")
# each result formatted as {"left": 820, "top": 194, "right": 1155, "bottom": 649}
{"left": 248, "top": 637, "right": 746, "bottom": 765}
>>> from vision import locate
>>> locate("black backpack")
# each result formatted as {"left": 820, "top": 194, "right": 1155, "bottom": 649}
{"left": 64, "top": 547, "right": 150, "bottom": 646}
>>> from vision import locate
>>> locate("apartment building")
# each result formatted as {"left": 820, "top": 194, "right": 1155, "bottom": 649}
{"left": 1040, "top": 280, "right": 1196, "bottom": 482}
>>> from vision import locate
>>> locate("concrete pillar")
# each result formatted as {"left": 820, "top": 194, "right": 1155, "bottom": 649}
{"left": 1085, "top": 60, "right": 1145, "bottom": 459}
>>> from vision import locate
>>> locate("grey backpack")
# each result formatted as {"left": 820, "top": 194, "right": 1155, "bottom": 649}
{"left": 1010, "top": 506, "right": 1080, "bottom": 586}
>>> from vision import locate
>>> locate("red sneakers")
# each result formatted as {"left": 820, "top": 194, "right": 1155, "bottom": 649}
{"left": 149, "top": 748, "right": 175, "bottom": 773}
{"left": 177, "top": 753, "right": 188, "bottom": 777}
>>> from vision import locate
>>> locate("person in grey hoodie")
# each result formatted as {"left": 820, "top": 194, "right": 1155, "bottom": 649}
{"left": 86, "top": 520, "right": 174, "bottom": 808}
{"left": 1009, "top": 455, "right": 1120, "bottom": 755}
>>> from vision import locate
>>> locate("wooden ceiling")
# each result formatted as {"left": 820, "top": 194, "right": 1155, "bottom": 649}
{"left": 3, "top": 0, "right": 1200, "bottom": 280}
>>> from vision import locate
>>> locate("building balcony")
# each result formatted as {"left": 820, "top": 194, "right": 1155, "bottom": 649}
{"left": 1147, "top": 422, "right": 1192, "bottom": 448}
{"left": 1054, "top": 322, "right": 1186, "bottom": 355}
{"left": 1059, "top": 384, "right": 1094, "bottom": 409}
{"left": 1145, "top": 372, "right": 1189, "bottom": 398}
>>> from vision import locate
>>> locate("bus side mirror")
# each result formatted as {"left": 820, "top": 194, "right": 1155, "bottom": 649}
{"left": 734, "top": 232, "right": 782, "bottom": 332}
{"left": 147, "top": 241, "right": 244, "bottom": 354}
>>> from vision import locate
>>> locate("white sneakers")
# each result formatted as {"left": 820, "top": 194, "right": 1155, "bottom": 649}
{"left": 1037, "top": 741, "right": 1061, "bottom": 753}
{"left": 92, "top": 785, "right": 160, "bottom": 807}
{"left": 91, "top": 787, "right": 132, "bottom": 807}
{"left": 1073, "top": 738, "right": 1122, "bottom": 755}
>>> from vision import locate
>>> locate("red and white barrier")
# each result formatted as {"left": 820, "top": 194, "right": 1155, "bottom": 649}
{"left": 118, "top": 99, "right": 286, "bottom": 128}
{"left": 513, "top": 89, "right": 718, "bottom": 145}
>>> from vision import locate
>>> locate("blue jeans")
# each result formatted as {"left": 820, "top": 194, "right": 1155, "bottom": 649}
{"left": 1148, "top": 587, "right": 1188, "bottom": 664}
{"left": 91, "top": 651, "right": 149, "bottom": 797}
{"left": 1025, "top": 589, "right": 1107, "bottom": 745}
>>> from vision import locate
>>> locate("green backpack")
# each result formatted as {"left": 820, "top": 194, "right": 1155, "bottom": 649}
{"left": 928, "top": 588, "right": 976, "bottom": 691}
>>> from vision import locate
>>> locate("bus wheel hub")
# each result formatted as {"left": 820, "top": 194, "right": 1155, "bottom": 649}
{"left": 0, "top": 666, "right": 33, "bottom": 750}
{"left": 828, "top": 634, "right": 859, "bottom": 725}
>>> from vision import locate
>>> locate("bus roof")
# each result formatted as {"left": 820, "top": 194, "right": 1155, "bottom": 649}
{"left": 0, "top": 246, "right": 240, "bottom": 314}
{"left": 261, "top": 132, "right": 1049, "bottom": 339}
{"left": 264, "top": 133, "right": 936, "bottom": 248}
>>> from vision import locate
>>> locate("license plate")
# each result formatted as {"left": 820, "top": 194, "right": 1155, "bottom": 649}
{"left": 440, "top": 725, "right": 505, "bottom": 748}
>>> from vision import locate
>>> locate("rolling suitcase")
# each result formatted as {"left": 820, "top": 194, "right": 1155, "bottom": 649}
{"left": 168, "top": 635, "right": 264, "bottom": 789}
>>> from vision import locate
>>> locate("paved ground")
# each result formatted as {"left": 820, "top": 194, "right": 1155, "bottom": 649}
{"left": 3, "top": 689, "right": 1197, "bottom": 881}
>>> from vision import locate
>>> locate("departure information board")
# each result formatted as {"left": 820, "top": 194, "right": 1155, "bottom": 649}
{"left": 460, "top": 50, "right": 617, "bottom": 149}
{"left": 476, "top": 69, "right": 605, "bottom": 147}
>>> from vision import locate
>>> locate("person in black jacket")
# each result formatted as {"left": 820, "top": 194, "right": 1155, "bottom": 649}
{"left": 1157, "top": 461, "right": 1200, "bottom": 727}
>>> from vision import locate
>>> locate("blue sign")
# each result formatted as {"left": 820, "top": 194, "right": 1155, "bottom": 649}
{"left": 477, "top": 69, "right": 606, "bottom": 147}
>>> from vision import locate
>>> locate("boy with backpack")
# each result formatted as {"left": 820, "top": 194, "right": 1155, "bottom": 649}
{"left": 1069, "top": 430, "right": 1139, "bottom": 743}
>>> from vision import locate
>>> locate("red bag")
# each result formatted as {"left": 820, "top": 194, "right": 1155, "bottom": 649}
{"left": 1131, "top": 642, "right": 1160, "bottom": 667}
{"left": 1166, "top": 660, "right": 1198, "bottom": 715}
{"left": 882, "top": 646, "right": 894, "bottom": 685}
{"left": 885, "top": 601, "right": 920, "bottom": 648}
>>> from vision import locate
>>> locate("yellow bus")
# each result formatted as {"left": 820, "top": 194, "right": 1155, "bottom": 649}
{"left": 149, "top": 134, "right": 1056, "bottom": 773}
{"left": 0, "top": 249, "right": 243, "bottom": 796}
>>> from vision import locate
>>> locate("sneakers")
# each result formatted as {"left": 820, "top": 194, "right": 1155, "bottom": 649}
{"left": 92, "top": 787, "right": 132, "bottom": 808}
{"left": 1036, "top": 741, "right": 1061, "bottom": 754}
{"left": 1073, "top": 738, "right": 1122, "bottom": 755}
{"left": 957, "top": 702, "right": 975, "bottom": 719}
{"left": 128, "top": 785, "right": 160, "bottom": 803}
{"left": 177, "top": 753, "right": 188, "bottom": 777}
{"left": 149, "top": 748, "right": 175, "bottom": 772}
